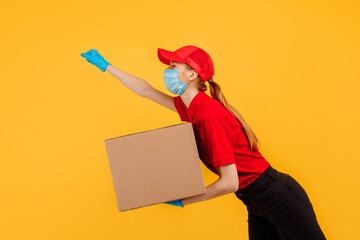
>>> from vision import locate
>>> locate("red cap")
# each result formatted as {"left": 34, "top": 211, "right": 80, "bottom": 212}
{"left": 157, "top": 45, "right": 214, "bottom": 82}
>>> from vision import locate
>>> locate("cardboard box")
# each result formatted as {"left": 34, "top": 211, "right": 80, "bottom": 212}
{"left": 104, "top": 122, "right": 206, "bottom": 212}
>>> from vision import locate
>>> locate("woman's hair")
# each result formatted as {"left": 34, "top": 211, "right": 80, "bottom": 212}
{"left": 185, "top": 64, "right": 261, "bottom": 152}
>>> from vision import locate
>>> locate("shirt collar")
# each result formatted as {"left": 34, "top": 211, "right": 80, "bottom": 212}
{"left": 184, "top": 91, "right": 208, "bottom": 121}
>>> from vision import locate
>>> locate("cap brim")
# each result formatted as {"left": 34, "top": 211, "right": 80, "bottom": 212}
{"left": 157, "top": 48, "right": 185, "bottom": 65}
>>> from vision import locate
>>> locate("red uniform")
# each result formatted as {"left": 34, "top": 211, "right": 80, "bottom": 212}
{"left": 174, "top": 91, "right": 270, "bottom": 191}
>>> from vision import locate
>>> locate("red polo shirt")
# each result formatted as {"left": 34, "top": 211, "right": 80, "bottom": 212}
{"left": 174, "top": 91, "right": 270, "bottom": 191}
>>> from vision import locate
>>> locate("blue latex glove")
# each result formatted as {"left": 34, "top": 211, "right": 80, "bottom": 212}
{"left": 163, "top": 199, "right": 184, "bottom": 208}
{"left": 80, "top": 49, "right": 111, "bottom": 72}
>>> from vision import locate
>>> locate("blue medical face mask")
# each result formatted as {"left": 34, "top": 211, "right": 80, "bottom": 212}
{"left": 163, "top": 69, "right": 192, "bottom": 95}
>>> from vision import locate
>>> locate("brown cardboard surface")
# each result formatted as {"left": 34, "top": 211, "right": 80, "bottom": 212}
{"left": 104, "top": 123, "right": 206, "bottom": 212}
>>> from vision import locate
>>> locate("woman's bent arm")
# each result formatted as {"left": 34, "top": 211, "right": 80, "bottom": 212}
{"left": 181, "top": 178, "right": 237, "bottom": 206}
{"left": 106, "top": 65, "right": 151, "bottom": 97}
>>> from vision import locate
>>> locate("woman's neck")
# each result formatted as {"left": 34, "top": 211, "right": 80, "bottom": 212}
{"left": 180, "top": 88, "right": 200, "bottom": 109}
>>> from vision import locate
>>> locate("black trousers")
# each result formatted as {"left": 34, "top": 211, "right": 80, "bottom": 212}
{"left": 234, "top": 165, "right": 326, "bottom": 240}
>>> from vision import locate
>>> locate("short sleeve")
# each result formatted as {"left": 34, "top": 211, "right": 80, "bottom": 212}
{"left": 173, "top": 96, "right": 188, "bottom": 122}
{"left": 199, "top": 119, "right": 236, "bottom": 169}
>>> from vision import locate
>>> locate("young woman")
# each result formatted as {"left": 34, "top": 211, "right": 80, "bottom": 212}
{"left": 81, "top": 45, "right": 326, "bottom": 240}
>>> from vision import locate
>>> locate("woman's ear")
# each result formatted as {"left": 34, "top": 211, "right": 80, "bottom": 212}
{"left": 190, "top": 70, "right": 199, "bottom": 81}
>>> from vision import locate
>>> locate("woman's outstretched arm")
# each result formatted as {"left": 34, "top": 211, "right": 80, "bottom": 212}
{"left": 106, "top": 65, "right": 152, "bottom": 97}
{"left": 80, "top": 49, "right": 176, "bottom": 111}
{"left": 106, "top": 65, "right": 177, "bottom": 112}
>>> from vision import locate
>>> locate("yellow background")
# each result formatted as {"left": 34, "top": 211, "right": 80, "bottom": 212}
{"left": 1, "top": 0, "right": 359, "bottom": 239}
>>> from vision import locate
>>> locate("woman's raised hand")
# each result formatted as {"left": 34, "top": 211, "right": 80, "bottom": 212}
{"left": 81, "top": 49, "right": 111, "bottom": 72}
